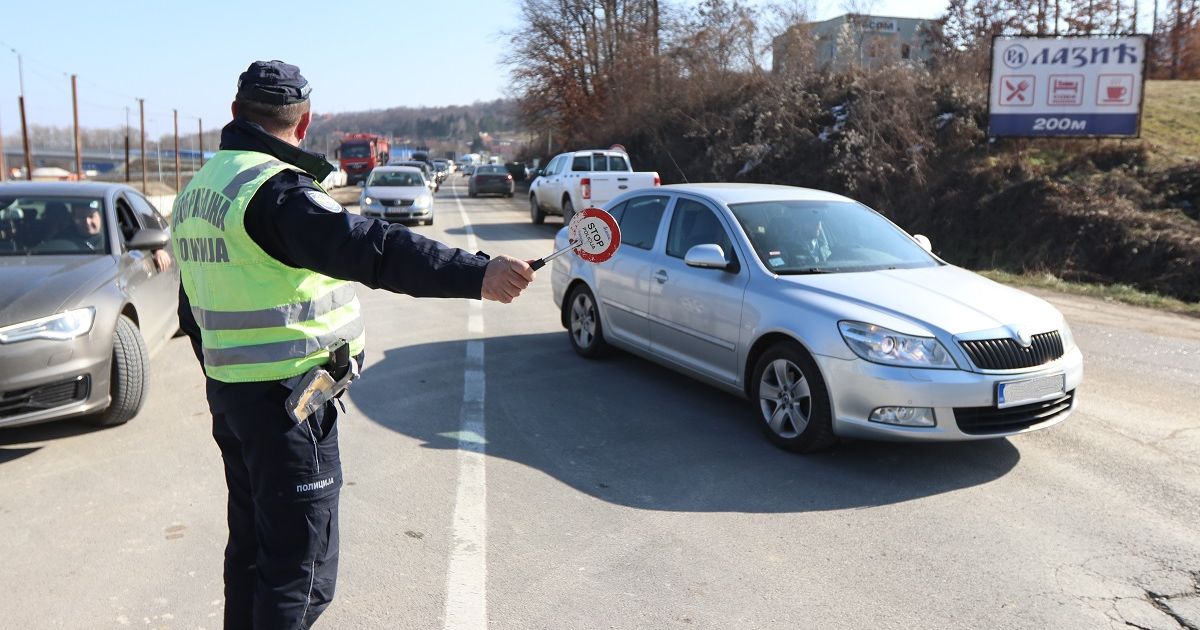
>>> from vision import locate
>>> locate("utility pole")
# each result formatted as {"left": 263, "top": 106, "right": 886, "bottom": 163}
{"left": 173, "top": 109, "right": 180, "bottom": 192}
{"left": 138, "top": 98, "right": 146, "bottom": 193}
{"left": 124, "top": 106, "right": 131, "bottom": 182}
{"left": 71, "top": 74, "right": 82, "bottom": 178}
{"left": 198, "top": 118, "right": 204, "bottom": 166}
{"left": 16, "top": 52, "right": 32, "bottom": 180}
{"left": 0, "top": 92, "right": 6, "bottom": 181}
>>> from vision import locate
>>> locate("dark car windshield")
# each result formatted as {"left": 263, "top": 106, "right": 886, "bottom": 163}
{"left": 0, "top": 196, "right": 108, "bottom": 256}
{"left": 729, "top": 200, "right": 937, "bottom": 274}
{"left": 368, "top": 171, "right": 424, "bottom": 187}
{"left": 341, "top": 143, "right": 370, "bottom": 158}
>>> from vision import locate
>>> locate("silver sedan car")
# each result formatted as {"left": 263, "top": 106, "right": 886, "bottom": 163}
{"left": 0, "top": 182, "right": 179, "bottom": 428}
{"left": 551, "top": 184, "right": 1083, "bottom": 453}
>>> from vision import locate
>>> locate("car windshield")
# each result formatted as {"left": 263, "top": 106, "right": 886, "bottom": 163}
{"left": 475, "top": 166, "right": 505, "bottom": 175}
{"left": 341, "top": 143, "right": 370, "bottom": 158}
{"left": 0, "top": 196, "right": 108, "bottom": 256}
{"left": 729, "top": 200, "right": 937, "bottom": 274}
{"left": 369, "top": 171, "right": 424, "bottom": 187}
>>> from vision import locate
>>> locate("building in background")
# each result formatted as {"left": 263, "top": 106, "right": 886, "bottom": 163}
{"left": 773, "top": 14, "right": 936, "bottom": 74}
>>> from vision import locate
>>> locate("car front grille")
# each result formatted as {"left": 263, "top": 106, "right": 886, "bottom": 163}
{"left": 382, "top": 199, "right": 414, "bottom": 207}
{"left": 954, "top": 390, "right": 1074, "bottom": 435}
{"left": 958, "top": 331, "right": 1064, "bottom": 370}
{"left": 0, "top": 375, "right": 91, "bottom": 419}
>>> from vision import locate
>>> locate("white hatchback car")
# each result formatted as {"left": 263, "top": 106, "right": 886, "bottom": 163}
{"left": 551, "top": 184, "right": 1083, "bottom": 453}
{"left": 359, "top": 166, "right": 435, "bottom": 225}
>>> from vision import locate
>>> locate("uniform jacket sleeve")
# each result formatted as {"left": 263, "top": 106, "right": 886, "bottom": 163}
{"left": 243, "top": 170, "right": 489, "bottom": 298}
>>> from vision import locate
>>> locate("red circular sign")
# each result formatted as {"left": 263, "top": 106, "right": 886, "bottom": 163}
{"left": 569, "top": 207, "right": 621, "bottom": 263}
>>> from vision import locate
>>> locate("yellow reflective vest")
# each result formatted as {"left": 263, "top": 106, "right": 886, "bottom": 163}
{"left": 172, "top": 150, "right": 365, "bottom": 383}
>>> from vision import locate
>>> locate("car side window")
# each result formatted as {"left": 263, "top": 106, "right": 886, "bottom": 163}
{"left": 544, "top": 156, "right": 560, "bottom": 176}
{"left": 666, "top": 198, "right": 733, "bottom": 261}
{"left": 606, "top": 201, "right": 628, "bottom": 223}
{"left": 591, "top": 153, "right": 609, "bottom": 172}
{"left": 617, "top": 195, "right": 668, "bottom": 250}
{"left": 127, "top": 193, "right": 167, "bottom": 230}
{"left": 609, "top": 154, "right": 629, "bottom": 171}
{"left": 571, "top": 155, "right": 591, "bottom": 171}
{"left": 114, "top": 199, "right": 140, "bottom": 245}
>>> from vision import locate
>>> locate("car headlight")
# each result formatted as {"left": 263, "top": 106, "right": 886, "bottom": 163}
{"left": 838, "top": 321, "right": 957, "bottom": 369}
{"left": 414, "top": 194, "right": 432, "bottom": 209}
{"left": 1060, "top": 320, "right": 1076, "bottom": 351}
{"left": 0, "top": 307, "right": 96, "bottom": 344}
{"left": 362, "top": 196, "right": 375, "bottom": 206}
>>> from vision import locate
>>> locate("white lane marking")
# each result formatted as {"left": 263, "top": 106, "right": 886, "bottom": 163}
{"left": 444, "top": 185, "right": 487, "bottom": 630}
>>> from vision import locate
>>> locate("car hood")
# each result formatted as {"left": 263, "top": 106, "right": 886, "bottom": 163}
{"left": 778, "top": 265, "right": 1064, "bottom": 338}
{"left": 0, "top": 255, "right": 115, "bottom": 327}
{"left": 363, "top": 186, "right": 427, "bottom": 200}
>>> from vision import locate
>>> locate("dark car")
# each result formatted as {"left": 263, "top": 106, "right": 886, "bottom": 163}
{"left": 504, "top": 161, "right": 530, "bottom": 183}
{"left": 0, "top": 182, "right": 179, "bottom": 428}
{"left": 467, "top": 165, "right": 514, "bottom": 198}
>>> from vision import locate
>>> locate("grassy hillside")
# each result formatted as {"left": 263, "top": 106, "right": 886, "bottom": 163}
{"left": 1141, "top": 80, "right": 1200, "bottom": 166}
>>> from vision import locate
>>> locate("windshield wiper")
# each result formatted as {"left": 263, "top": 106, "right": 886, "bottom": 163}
{"left": 780, "top": 268, "right": 835, "bottom": 275}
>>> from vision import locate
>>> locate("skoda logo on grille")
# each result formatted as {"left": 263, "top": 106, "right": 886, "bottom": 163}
{"left": 1010, "top": 326, "right": 1033, "bottom": 348}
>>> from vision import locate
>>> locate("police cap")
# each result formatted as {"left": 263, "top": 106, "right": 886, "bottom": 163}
{"left": 236, "top": 60, "right": 312, "bottom": 105}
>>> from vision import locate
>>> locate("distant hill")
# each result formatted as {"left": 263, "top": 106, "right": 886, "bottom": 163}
{"left": 306, "top": 99, "right": 525, "bottom": 158}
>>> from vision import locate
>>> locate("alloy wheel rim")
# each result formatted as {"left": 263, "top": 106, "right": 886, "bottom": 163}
{"left": 758, "top": 358, "right": 812, "bottom": 438}
{"left": 570, "top": 293, "right": 596, "bottom": 348}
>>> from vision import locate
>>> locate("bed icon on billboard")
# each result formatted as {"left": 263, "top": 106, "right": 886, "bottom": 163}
{"left": 1048, "top": 75, "right": 1083, "bottom": 106}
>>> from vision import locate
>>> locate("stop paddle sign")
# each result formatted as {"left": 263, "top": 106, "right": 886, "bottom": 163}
{"left": 528, "top": 207, "right": 621, "bottom": 270}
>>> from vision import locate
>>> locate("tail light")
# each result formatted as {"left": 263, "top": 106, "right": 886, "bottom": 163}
{"left": 653, "top": 175, "right": 661, "bottom": 186}
{"left": 581, "top": 177, "right": 591, "bottom": 199}
{"left": 506, "top": 174, "right": 513, "bottom": 181}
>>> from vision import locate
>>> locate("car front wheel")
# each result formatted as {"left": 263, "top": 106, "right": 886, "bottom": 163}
{"left": 565, "top": 285, "right": 607, "bottom": 358}
{"left": 749, "top": 342, "right": 836, "bottom": 453}
{"left": 91, "top": 314, "right": 150, "bottom": 427}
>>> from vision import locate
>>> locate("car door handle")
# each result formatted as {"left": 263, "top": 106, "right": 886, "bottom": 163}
{"left": 654, "top": 269, "right": 669, "bottom": 284}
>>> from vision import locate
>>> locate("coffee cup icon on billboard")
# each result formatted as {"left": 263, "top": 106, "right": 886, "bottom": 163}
{"left": 1098, "top": 75, "right": 1134, "bottom": 106}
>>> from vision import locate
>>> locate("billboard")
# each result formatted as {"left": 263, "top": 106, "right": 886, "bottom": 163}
{"left": 988, "top": 36, "right": 1148, "bottom": 138}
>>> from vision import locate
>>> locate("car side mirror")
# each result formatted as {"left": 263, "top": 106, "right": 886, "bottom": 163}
{"left": 913, "top": 234, "right": 932, "bottom": 252}
{"left": 684, "top": 244, "right": 730, "bottom": 270}
{"left": 128, "top": 227, "right": 169, "bottom": 251}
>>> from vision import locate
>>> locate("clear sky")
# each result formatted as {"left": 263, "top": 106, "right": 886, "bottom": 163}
{"left": 1, "top": 0, "right": 947, "bottom": 140}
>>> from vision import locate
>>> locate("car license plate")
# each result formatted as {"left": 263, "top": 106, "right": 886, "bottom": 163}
{"left": 996, "top": 373, "right": 1066, "bottom": 408}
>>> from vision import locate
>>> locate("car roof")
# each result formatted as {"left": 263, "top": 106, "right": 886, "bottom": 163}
{"left": 373, "top": 166, "right": 421, "bottom": 173}
{"left": 657, "top": 183, "right": 856, "bottom": 206}
{"left": 0, "top": 181, "right": 135, "bottom": 197}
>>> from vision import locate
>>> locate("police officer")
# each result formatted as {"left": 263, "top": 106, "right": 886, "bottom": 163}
{"left": 172, "top": 60, "right": 534, "bottom": 629}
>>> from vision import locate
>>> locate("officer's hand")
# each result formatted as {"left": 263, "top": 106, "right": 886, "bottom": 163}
{"left": 481, "top": 255, "right": 534, "bottom": 304}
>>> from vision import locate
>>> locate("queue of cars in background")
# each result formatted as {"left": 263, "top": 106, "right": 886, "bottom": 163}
{"left": 0, "top": 181, "right": 180, "bottom": 429}
{"left": 550, "top": 183, "right": 1082, "bottom": 453}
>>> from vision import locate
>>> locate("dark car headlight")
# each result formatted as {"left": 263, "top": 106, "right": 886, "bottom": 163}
{"left": 0, "top": 307, "right": 96, "bottom": 344}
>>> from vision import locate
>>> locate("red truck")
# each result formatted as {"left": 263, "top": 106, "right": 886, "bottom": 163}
{"left": 338, "top": 133, "right": 391, "bottom": 185}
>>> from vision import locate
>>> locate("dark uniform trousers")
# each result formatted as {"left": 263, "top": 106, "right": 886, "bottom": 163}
{"left": 208, "top": 378, "right": 342, "bottom": 629}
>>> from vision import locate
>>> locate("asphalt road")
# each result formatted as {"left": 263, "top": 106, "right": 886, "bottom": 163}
{"left": 2, "top": 174, "right": 1198, "bottom": 629}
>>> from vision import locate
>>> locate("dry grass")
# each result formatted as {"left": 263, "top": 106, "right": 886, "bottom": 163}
{"left": 979, "top": 270, "right": 1200, "bottom": 319}
{"left": 1141, "top": 80, "right": 1200, "bottom": 166}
